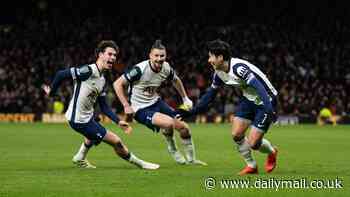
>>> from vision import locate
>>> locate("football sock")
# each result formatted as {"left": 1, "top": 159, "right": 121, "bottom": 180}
{"left": 258, "top": 138, "right": 274, "bottom": 154}
{"left": 128, "top": 153, "right": 145, "bottom": 167}
{"left": 181, "top": 137, "right": 195, "bottom": 162}
{"left": 74, "top": 142, "right": 91, "bottom": 160}
{"left": 163, "top": 134, "right": 178, "bottom": 153}
{"left": 235, "top": 137, "right": 257, "bottom": 168}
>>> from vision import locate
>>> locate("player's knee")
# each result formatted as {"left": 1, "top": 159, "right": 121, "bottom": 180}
{"left": 161, "top": 120, "right": 175, "bottom": 130}
{"left": 174, "top": 120, "right": 191, "bottom": 137}
{"left": 249, "top": 140, "right": 262, "bottom": 150}
{"left": 233, "top": 134, "right": 245, "bottom": 142}
{"left": 174, "top": 119, "right": 188, "bottom": 130}
{"left": 231, "top": 127, "right": 247, "bottom": 139}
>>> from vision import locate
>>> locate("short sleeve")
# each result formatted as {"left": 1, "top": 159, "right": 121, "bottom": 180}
{"left": 71, "top": 65, "right": 93, "bottom": 81}
{"left": 231, "top": 63, "right": 253, "bottom": 82}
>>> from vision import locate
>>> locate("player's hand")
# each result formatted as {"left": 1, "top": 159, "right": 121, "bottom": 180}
{"left": 124, "top": 105, "right": 134, "bottom": 122}
{"left": 41, "top": 84, "right": 51, "bottom": 96}
{"left": 118, "top": 120, "right": 132, "bottom": 135}
{"left": 182, "top": 97, "right": 193, "bottom": 110}
{"left": 124, "top": 105, "right": 134, "bottom": 115}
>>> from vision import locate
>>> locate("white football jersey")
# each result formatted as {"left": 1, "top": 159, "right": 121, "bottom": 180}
{"left": 211, "top": 58, "right": 278, "bottom": 105}
{"left": 65, "top": 63, "right": 106, "bottom": 123}
{"left": 123, "top": 60, "right": 176, "bottom": 112}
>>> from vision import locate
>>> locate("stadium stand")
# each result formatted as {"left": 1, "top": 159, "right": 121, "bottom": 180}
{"left": 0, "top": 0, "right": 349, "bottom": 123}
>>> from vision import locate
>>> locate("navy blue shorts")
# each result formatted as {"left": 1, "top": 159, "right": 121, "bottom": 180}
{"left": 235, "top": 97, "right": 277, "bottom": 132}
{"left": 68, "top": 119, "right": 107, "bottom": 145}
{"left": 134, "top": 99, "right": 178, "bottom": 132}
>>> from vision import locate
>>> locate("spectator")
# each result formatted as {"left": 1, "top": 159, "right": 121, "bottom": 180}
{"left": 0, "top": 3, "right": 349, "bottom": 123}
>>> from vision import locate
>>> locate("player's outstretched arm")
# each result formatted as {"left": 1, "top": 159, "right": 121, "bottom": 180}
{"left": 191, "top": 87, "right": 218, "bottom": 114}
{"left": 247, "top": 76, "right": 276, "bottom": 121}
{"left": 97, "top": 95, "right": 120, "bottom": 124}
{"left": 247, "top": 77, "right": 272, "bottom": 110}
{"left": 97, "top": 95, "right": 132, "bottom": 134}
{"left": 113, "top": 76, "right": 134, "bottom": 115}
{"left": 42, "top": 68, "right": 72, "bottom": 96}
{"left": 172, "top": 76, "right": 193, "bottom": 109}
{"left": 178, "top": 87, "right": 218, "bottom": 119}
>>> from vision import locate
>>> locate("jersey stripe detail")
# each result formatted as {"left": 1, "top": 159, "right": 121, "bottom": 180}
{"left": 70, "top": 68, "right": 77, "bottom": 80}
{"left": 249, "top": 69, "right": 277, "bottom": 98}
{"left": 71, "top": 81, "right": 82, "bottom": 122}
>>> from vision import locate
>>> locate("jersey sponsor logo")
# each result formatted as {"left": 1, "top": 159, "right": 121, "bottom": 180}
{"left": 87, "top": 91, "right": 98, "bottom": 102}
{"left": 143, "top": 86, "right": 157, "bottom": 96}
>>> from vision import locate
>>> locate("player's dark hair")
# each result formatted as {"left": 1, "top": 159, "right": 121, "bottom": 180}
{"left": 207, "top": 39, "right": 231, "bottom": 61}
{"left": 95, "top": 40, "right": 119, "bottom": 58}
{"left": 151, "top": 39, "right": 166, "bottom": 50}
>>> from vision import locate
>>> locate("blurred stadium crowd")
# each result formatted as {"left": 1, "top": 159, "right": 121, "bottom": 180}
{"left": 0, "top": 1, "right": 349, "bottom": 121}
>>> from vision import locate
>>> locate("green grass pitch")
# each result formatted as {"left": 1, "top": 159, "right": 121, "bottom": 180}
{"left": 0, "top": 123, "right": 349, "bottom": 197}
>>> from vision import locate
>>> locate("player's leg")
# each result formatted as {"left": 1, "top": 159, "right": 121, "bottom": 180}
{"left": 232, "top": 117, "right": 258, "bottom": 175}
{"left": 161, "top": 128, "right": 177, "bottom": 154}
{"left": 232, "top": 98, "right": 258, "bottom": 175}
{"left": 134, "top": 105, "right": 187, "bottom": 164}
{"left": 69, "top": 119, "right": 159, "bottom": 170}
{"left": 249, "top": 109, "right": 278, "bottom": 173}
{"left": 161, "top": 128, "right": 186, "bottom": 164}
{"left": 72, "top": 137, "right": 96, "bottom": 168}
{"left": 152, "top": 112, "right": 207, "bottom": 165}
{"left": 68, "top": 121, "right": 102, "bottom": 168}
{"left": 152, "top": 112, "right": 190, "bottom": 162}
{"left": 71, "top": 112, "right": 103, "bottom": 163}
{"left": 158, "top": 99, "right": 206, "bottom": 165}
{"left": 72, "top": 137, "right": 93, "bottom": 162}
{"left": 174, "top": 118, "right": 207, "bottom": 165}
{"left": 102, "top": 130, "right": 159, "bottom": 170}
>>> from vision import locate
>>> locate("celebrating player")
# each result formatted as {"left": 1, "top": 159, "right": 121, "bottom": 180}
{"left": 179, "top": 39, "right": 278, "bottom": 175}
{"left": 113, "top": 40, "right": 206, "bottom": 165}
{"left": 42, "top": 40, "right": 159, "bottom": 170}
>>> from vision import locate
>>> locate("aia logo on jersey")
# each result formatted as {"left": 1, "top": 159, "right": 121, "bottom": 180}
{"left": 236, "top": 66, "right": 249, "bottom": 78}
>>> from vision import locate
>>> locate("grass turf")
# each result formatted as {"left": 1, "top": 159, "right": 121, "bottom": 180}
{"left": 0, "top": 123, "right": 349, "bottom": 197}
